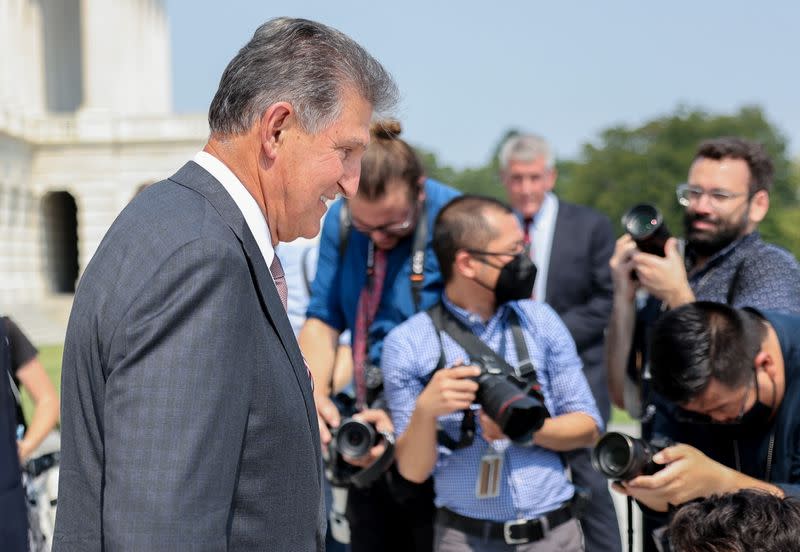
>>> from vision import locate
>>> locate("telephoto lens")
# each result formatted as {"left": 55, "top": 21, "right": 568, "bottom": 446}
{"left": 621, "top": 203, "right": 671, "bottom": 257}
{"left": 335, "top": 418, "right": 379, "bottom": 459}
{"left": 473, "top": 361, "right": 549, "bottom": 444}
{"left": 591, "top": 432, "right": 671, "bottom": 480}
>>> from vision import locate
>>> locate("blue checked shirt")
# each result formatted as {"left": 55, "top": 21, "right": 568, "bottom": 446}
{"left": 382, "top": 295, "right": 603, "bottom": 522}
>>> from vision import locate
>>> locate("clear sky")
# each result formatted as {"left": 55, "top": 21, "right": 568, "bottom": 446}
{"left": 166, "top": 0, "right": 800, "bottom": 169}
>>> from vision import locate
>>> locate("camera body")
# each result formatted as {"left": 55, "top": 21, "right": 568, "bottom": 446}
{"left": 621, "top": 203, "right": 671, "bottom": 257}
{"left": 591, "top": 431, "right": 673, "bottom": 480}
{"left": 470, "top": 355, "right": 549, "bottom": 444}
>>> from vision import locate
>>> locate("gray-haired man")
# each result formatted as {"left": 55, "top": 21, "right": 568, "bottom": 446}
{"left": 498, "top": 134, "right": 621, "bottom": 552}
{"left": 54, "top": 18, "right": 396, "bottom": 551}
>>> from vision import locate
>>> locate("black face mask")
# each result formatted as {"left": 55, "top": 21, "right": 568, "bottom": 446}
{"left": 472, "top": 252, "right": 537, "bottom": 306}
{"left": 736, "top": 376, "right": 777, "bottom": 432}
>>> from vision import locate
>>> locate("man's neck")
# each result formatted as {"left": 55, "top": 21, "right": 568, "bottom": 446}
{"left": 445, "top": 281, "right": 497, "bottom": 322}
{"left": 204, "top": 136, "right": 279, "bottom": 245}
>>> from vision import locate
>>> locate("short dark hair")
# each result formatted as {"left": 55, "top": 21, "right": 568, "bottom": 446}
{"left": 695, "top": 137, "right": 774, "bottom": 195}
{"left": 209, "top": 17, "right": 397, "bottom": 137}
{"left": 669, "top": 489, "right": 800, "bottom": 552}
{"left": 433, "top": 195, "right": 514, "bottom": 283}
{"left": 650, "top": 302, "right": 767, "bottom": 404}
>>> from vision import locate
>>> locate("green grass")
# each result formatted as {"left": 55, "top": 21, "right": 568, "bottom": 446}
{"left": 610, "top": 406, "right": 637, "bottom": 426}
{"left": 20, "top": 344, "right": 63, "bottom": 425}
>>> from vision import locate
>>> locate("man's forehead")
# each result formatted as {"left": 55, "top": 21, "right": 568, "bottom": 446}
{"left": 688, "top": 157, "right": 750, "bottom": 188}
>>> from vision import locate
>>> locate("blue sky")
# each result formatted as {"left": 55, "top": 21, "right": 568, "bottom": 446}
{"left": 166, "top": 1, "right": 800, "bottom": 169}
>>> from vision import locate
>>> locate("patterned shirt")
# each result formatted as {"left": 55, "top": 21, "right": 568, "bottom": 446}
{"left": 686, "top": 231, "right": 800, "bottom": 310}
{"left": 382, "top": 296, "right": 602, "bottom": 521}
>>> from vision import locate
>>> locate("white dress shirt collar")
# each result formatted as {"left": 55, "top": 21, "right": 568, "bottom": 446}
{"left": 193, "top": 151, "right": 275, "bottom": 269}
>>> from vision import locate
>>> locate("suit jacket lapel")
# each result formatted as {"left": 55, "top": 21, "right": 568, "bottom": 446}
{"left": 546, "top": 201, "right": 566, "bottom": 301}
{"left": 169, "top": 162, "right": 322, "bottom": 458}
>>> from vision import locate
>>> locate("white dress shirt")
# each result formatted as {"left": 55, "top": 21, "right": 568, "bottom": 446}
{"left": 523, "top": 192, "right": 559, "bottom": 301}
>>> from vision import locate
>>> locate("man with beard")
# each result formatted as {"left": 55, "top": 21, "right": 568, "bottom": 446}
{"left": 605, "top": 137, "right": 800, "bottom": 551}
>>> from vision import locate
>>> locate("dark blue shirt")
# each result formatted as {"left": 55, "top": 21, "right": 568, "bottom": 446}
{"left": 306, "top": 178, "right": 460, "bottom": 367}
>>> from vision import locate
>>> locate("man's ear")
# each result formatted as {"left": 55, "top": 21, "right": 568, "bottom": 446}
{"left": 454, "top": 250, "right": 477, "bottom": 279}
{"left": 545, "top": 167, "right": 558, "bottom": 192}
{"left": 755, "top": 350, "right": 775, "bottom": 379}
{"left": 259, "top": 102, "right": 294, "bottom": 160}
{"left": 748, "top": 189, "right": 769, "bottom": 225}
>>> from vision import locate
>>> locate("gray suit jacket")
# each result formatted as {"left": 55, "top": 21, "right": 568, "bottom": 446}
{"left": 54, "top": 162, "right": 325, "bottom": 551}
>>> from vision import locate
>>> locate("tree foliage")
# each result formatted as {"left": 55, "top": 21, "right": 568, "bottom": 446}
{"left": 417, "top": 105, "right": 800, "bottom": 257}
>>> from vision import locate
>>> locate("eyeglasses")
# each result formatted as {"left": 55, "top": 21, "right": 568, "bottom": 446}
{"left": 350, "top": 201, "right": 419, "bottom": 236}
{"left": 465, "top": 244, "right": 530, "bottom": 259}
{"left": 676, "top": 183, "right": 750, "bottom": 209}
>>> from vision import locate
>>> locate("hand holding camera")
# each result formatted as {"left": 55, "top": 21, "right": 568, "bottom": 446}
{"left": 416, "top": 363, "right": 481, "bottom": 419}
{"left": 614, "top": 203, "right": 694, "bottom": 307}
{"left": 594, "top": 432, "right": 738, "bottom": 512}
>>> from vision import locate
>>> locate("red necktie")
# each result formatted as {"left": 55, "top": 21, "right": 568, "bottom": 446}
{"left": 523, "top": 217, "right": 533, "bottom": 246}
{"left": 271, "top": 255, "right": 313, "bottom": 389}
{"left": 352, "top": 247, "right": 388, "bottom": 409}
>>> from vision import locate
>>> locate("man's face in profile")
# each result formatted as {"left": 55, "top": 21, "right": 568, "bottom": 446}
{"left": 272, "top": 88, "right": 373, "bottom": 242}
{"left": 500, "top": 157, "right": 556, "bottom": 220}
{"left": 682, "top": 156, "right": 753, "bottom": 257}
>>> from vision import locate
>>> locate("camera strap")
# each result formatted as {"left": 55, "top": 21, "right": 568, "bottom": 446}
{"left": 348, "top": 431, "right": 396, "bottom": 489}
{"left": 426, "top": 302, "right": 544, "bottom": 449}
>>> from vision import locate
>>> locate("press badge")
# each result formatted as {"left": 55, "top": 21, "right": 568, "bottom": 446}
{"left": 475, "top": 448, "right": 504, "bottom": 499}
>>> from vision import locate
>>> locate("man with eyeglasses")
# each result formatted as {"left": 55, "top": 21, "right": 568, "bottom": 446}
{"left": 383, "top": 195, "right": 602, "bottom": 551}
{"left": 614, "top": 302, "right": 800, "bottom": 519}
{"left": 300, "top": 121, "right": 459, "bottom": 551}
{"left": 606, "top": 137, "right": 800, "bottom": 550}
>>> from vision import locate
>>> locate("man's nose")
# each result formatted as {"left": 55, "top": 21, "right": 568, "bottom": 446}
{"left": 340, "top": 165, "right": 361, "bottom": 199}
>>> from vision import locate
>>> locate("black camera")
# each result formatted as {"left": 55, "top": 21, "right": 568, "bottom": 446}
{"left": 471, "top": 356, "right": 549, "bottom": 444}
{"left": 334, "top": 418, "right": 380, "bottom": 459}
{"left": 591, "top": 431, "right": 673, "bottom": 480}
{"left": 621, "top": 203, "right": 671, "bottom": 257}
{"left": 324, "top": 393, "right": 393, "bottom": 488}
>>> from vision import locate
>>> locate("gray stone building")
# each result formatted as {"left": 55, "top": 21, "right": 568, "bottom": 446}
{"left": 1, "top": 0, "right": 207, "bottom": 342}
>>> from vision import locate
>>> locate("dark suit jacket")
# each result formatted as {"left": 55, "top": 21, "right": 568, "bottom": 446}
{"left": 54, "top": 162, "right": 324, "bottom": 551}
{"left": 545, "top": 200, "right": 614, "bottom": 422}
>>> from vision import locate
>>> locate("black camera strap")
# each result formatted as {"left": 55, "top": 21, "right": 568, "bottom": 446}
{"left": 349, "top": 431, "right": 396, "bottom": 489}
{"left": 426, "top": 302, "right": 544, "bottom": 450}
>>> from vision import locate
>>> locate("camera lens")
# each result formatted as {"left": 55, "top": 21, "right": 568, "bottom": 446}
{"left": 593, "top": 432, "right": 634, "bottom": 479}
{"left": 477, "top": 374, "right": 548, "bottom": 443}
{"left": 622, "top": 204, "right": 662, "bottom": 240}
{"left": 336, "top": 418, "right": 377, "bottom": 459}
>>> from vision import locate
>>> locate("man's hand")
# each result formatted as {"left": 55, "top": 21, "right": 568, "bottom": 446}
{"left": 341, "top": 409, "right": 394, "bottom": 468}
{"left": 416, "top": 365, "right": 480, "bottom": 420}
{"left": 611, "top": 444, "right": 735, "bottom": 512}
{"left": 609, "top": 235, "right": 640, "bottom": 301}
{"left": 478, "top": 409, "right": 506, "bottom": 442}
{"left": 315, "top": 394, "right": 341, "bottom": 448}
{"left": 631, "top": 238, "right": 694, "bottom": 307}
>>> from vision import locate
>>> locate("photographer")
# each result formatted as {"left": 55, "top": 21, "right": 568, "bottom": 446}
{"left": 613, "top": 302, "right": 800, "bottom": 513}
{"left": 299, "top": 120, "right": 459, "bottom": 551}
{"left": 383, "top": 195, "right": 602, "bottom": 551}
{"left": 606, "top": 137, "right": 800, "bottom": 419}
